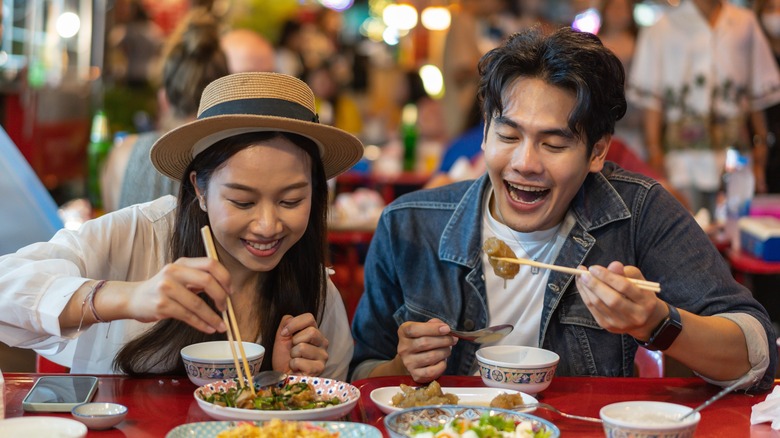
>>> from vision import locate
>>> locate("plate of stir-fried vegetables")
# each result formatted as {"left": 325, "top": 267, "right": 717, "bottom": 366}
{"left": 194, "top": 375, "right": 360, "bottom": 421}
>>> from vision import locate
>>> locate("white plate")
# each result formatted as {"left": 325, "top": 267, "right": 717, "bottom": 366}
{"left": 370, "top": 386, "right": 538, "bottom": 415}
{"left": 194, "top": 375, "right": 360, "bottom": 421}
{"left": 166, "top": 420, "right": 381, "bottom": 438}
{"left": 0, "top": 416, "right": 88, "bottom": 437}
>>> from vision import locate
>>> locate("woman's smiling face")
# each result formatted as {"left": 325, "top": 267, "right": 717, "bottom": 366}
{"left": 482, "top": 76, "right": 609, "bottom": 232}
{"left": 194, "top": 136, "right": 312, "bottom": 277}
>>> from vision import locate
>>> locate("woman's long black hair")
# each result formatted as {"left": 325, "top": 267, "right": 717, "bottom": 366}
{"left": 114, "top": 131, "right": 329, "bottom": 375}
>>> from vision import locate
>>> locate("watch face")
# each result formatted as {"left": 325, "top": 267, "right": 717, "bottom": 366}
{"left": 636, "top": 304, "right": 682, "bottom": 351}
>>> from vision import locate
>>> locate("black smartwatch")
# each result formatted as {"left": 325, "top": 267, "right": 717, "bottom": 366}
{"left": 635, "top": 302, "right": 682, "bottom": 351}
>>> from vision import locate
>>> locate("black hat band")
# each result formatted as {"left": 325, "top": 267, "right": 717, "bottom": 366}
{"left": 199, "top": 97, "right": 319, "bottom": 123}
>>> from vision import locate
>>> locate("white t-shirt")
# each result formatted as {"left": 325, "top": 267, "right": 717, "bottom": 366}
{"left": 0, "top": 195, "right": 354, "bottom": 380}
{"left": 480, "top": 191, "right": 573, "bottom": 348}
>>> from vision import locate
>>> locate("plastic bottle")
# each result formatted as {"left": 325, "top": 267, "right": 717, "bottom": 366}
{"left": 723, "top": 147, "right": 755, "bottom": 250}
{"left": 86, "top": 110, "right": 112, "bottom": 215}
{"left": 401, "top": 103, "right": 418, "bottom": 172}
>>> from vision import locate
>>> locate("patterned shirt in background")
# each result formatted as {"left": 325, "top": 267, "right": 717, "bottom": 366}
{"left": 628, "top": 0, "right": 780, "bottom": 152}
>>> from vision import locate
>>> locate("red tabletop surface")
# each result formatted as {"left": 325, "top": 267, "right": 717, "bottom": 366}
{"left": 348, "top": 375, "right": 780, "bottom": 438}
{"left": 3, "top": 373, "right": 780, "bottom": 437}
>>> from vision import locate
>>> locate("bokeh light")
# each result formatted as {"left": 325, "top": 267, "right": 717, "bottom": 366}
{"left": 56, "top": 12, "right": 80, "bottom": 38}
{"left": 420, "top": 6, "right": 451, "bottom": 31}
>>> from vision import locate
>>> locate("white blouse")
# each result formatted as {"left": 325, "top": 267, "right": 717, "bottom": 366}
{"left": 0, "top": 195, "right": 353, "bottom": 380}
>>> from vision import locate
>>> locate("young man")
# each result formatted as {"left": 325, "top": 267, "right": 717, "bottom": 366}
{"left": 350, "top": 27, "right": 776, "bottom": 391}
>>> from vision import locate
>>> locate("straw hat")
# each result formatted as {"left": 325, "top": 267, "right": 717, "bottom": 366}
{"left": 150, "top": 72, "right": 364, "bottom": 181}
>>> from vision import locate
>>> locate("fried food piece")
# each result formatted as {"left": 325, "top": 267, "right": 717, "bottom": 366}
{"left": 490, "top": 392, "right": 525, "bottom": 409}
{"left": 391, "top": 380, "right": 459, "bottom": 408}
{"left": 483, "top": 237, "right": 520, "bottom": 280}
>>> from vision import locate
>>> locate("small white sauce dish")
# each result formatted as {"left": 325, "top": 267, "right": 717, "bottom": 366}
{"left": 71, "top": 402, "right": 128, "bottom": 430}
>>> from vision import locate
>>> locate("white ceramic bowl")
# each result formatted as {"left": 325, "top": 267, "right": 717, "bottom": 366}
{"left": 600, "top": 401, "right": 700, "bottom": 438}
{"left": 475, "top": 345, "right": 559, "bottom": 394}
{"left": 71, "top": 402, "right": 128, "bottom": 430}
{"left": 180, "top": 340, "right": 265, "bottom": 386}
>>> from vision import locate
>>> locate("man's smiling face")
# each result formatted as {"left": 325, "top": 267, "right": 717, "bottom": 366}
{"left": 482, "top": 76, "right": 609, "bottom": 232}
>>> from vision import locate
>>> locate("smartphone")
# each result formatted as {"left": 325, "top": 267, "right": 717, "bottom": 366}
{"left": 22, "top": 375, "right": 99, "bottom": 412}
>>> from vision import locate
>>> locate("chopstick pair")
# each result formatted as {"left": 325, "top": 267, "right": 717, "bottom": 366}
{"left": 490, "top": 256, "right": 661, "bottom": 293}
{"left": 200, "top": 225, "right": 256, "bottom": 395}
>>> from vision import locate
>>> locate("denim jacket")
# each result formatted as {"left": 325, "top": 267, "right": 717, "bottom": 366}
{"left": 350, "top": 163, "right": 777, "bottom": 391}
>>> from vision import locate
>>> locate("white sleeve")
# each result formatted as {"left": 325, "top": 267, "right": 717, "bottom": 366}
{"left": 697, "top": 313, "right": 770, "bottom": 390}
{"left": 627, "top": 23, "right": 665, "bottom": 112}
{"left": 0, "top": 228, "right": 97, "bottom": 351}
{"left": 319, "top": 277, "right": 354, "bottom": 381}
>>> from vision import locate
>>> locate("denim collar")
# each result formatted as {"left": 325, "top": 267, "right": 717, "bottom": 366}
{"left": 438, "top": 166, "right": 632, "bottom": 268}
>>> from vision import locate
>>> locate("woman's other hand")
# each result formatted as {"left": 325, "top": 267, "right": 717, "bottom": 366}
{"left": 272, "top": 313, "right": 329, "bottom": 376}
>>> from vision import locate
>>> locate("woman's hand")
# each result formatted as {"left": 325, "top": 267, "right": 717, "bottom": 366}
{"left": 395, "top": 318, "right": 458, "bottom": 383}
{"left": 123, "top": 257, "right": 231, "bottom": 334}
{"left": 272, "top": 313, "right": 329, "bottom": 376}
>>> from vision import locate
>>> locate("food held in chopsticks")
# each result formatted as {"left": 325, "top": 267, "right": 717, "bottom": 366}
{"left": 483, "top": 237, "right": 520, "bottom": 280}
{"left": 392, "top": 380, "right": 459, "bottom": 408}
{"left": 489, "top": 256, "right": 661, "bottom": 293}
{"left": 409, "top": 413, "right": 552, "bottom": 437}
{"left": 203, "top": 381, "right": 340, "bottom": 411}
{"left": 217, "top": 419, "right": 338, "bottom": 438}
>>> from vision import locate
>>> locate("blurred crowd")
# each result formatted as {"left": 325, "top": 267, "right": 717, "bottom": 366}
{"left": 101, "top": 0, "right": 780, "bottom": 222}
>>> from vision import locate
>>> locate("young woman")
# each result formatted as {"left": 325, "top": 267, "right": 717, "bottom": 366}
{"left": 0, "top": 72, "right": 364, "bottom": 381}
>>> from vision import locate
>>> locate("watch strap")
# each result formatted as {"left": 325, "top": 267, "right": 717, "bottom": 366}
{"left": 635, "top": 302, "right": 682, "bottom": 351}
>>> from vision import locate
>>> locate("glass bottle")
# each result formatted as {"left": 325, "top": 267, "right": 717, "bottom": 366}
{"left": 401, "top": 103, "right": 418, "bottom": 172}
{"left": 86, "top": 110, "right": 112, "bottom": 215}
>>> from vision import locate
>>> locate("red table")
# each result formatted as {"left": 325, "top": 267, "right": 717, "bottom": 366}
{"left": 349, "top": 375, "right": 780, "bottom": 437}
{"left": 3, "top": 373, "right": 780, "bottom": 437}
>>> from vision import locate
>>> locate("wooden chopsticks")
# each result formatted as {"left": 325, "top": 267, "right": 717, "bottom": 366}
{"left": 201, "top": 225, "right": 256, "bottom": 395}
{"left": 490, "top": 256, "right": 661, "bottom": 293}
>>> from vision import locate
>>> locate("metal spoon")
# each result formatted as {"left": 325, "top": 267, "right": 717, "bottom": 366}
{"left": 679, "top": 373, "right": 753, "bottom": 421}
{"left": 449, "top": 324, "right": 514, "bottom": 343}
{"left": 515, "top": 402, "right": 603, "bottom": 423}
{"left": 252, "top": 370, "right": 288, "bottom": 389}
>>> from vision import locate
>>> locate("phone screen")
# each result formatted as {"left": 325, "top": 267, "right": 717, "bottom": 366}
{"left": 22, "top": 376, "right": 98, "bottom": 411}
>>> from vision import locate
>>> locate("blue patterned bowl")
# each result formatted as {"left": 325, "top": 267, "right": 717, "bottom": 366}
{"left": 600, "top": 401, "right": 700, "bottom": 438}
{"left": 384, "top": 405, "right": 560, "bottom": 438}
{"left": 476, "top": 346, "right": 559, "bottom": 394}
{"left": 180, "top": 341, "right": 265, "bottom": 386}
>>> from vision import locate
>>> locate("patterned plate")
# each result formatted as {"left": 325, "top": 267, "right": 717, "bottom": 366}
{"left": 166, "top": 420, "right": 382, "bottom": 438}
{"left": 384, "top": 405, "right": 560, "bottom": 438}
{"left": 194, "top": 375, "right": 360, "bottom": 421}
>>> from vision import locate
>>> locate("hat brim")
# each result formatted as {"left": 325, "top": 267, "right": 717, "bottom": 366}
{"left": 150, "top": 114, "right": 364, "bottom": 181}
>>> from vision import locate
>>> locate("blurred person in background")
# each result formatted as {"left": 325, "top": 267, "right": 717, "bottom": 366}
{"left": 597, "top": 0, "right": 645, "bottom": 161}
{"left": 275, "top": 19, "right": 305, "bottom": 79}
{"left": 102, "top": 13, "right": 278, "bottom": 212}
{"left": 628, "top": 0, "right": 780, "bottom": 215}
{"left": 442, "top": 0, "right": 510, "bottom": 142}
{"left": 109, "top": 0, "right": 164, "bottom": 89}
{"left": 221, "top": 28, "right": 276, "bottom": 74}
{"left": 755, "top": 0, "right": 780, "bottom": 193}
{"left": 305, "top": 62, "right": 363, "bottom": 137}
{"left": 101, "top": 8, "right": 228, "bottom": 212}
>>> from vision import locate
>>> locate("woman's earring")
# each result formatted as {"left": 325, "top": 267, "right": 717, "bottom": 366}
{"left": 199, "top": 196, "right": 207, "bottom": 212}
